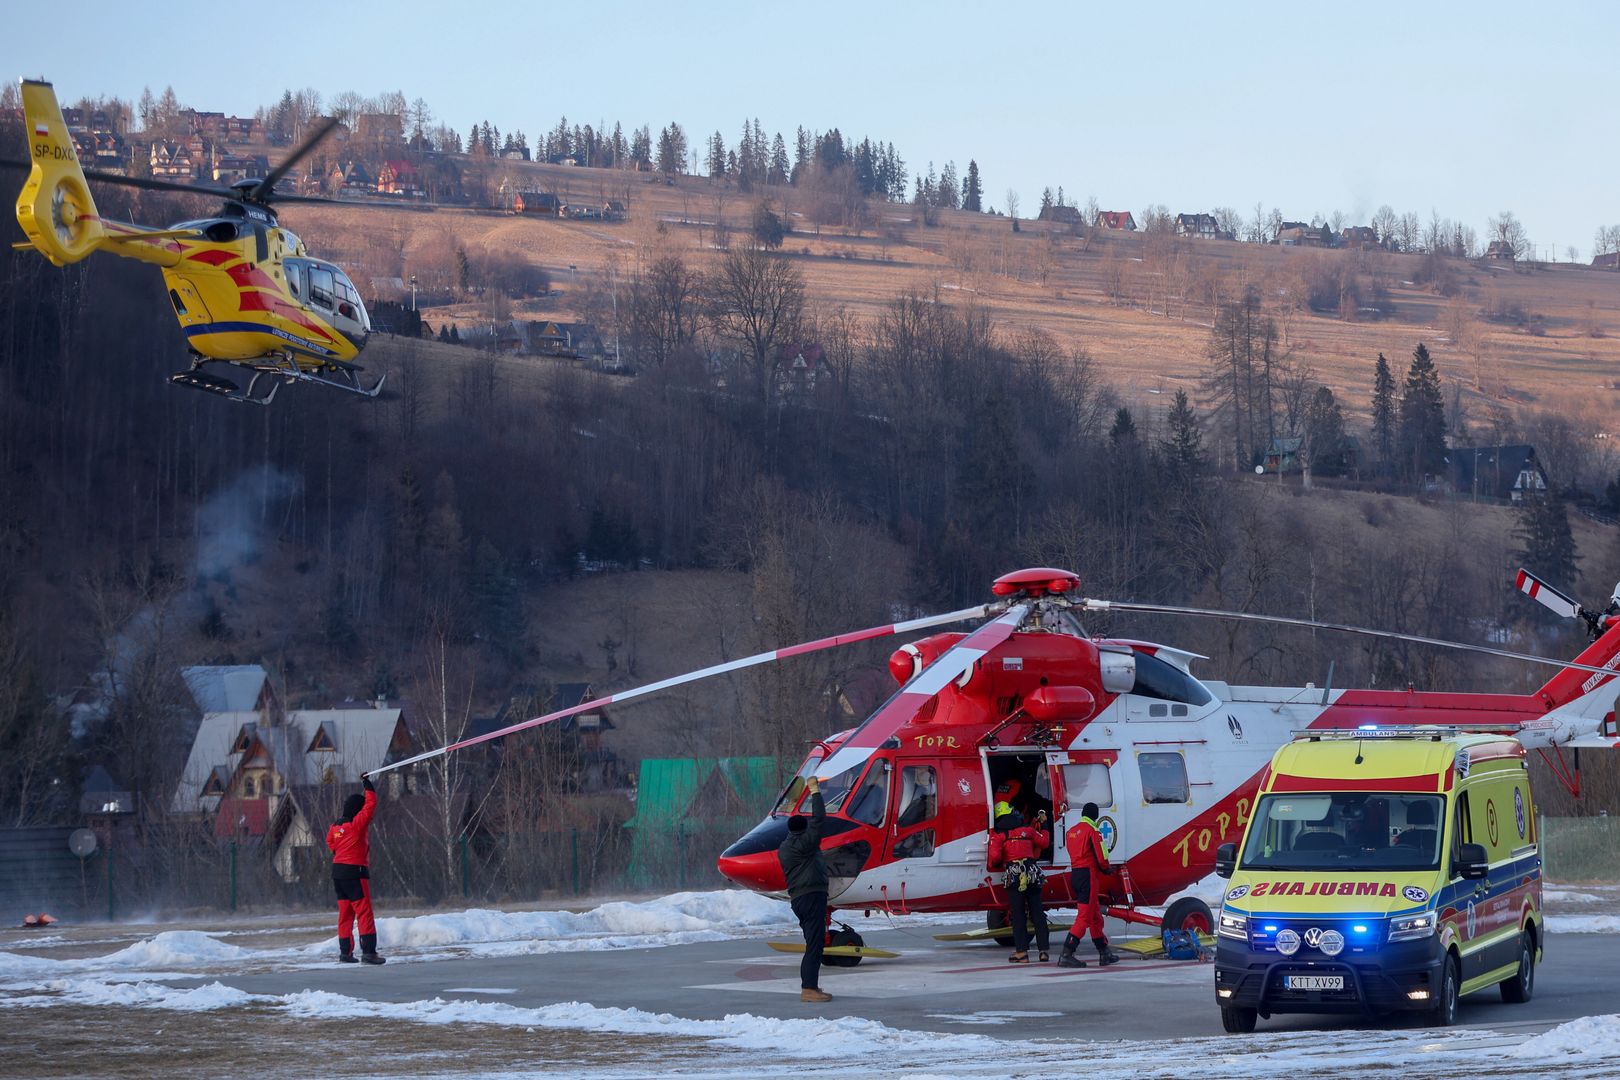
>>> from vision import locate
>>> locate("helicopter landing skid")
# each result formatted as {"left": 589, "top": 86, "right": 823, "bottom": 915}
{"left": 169, "top": 366, "right": 280, "bottom": 405}
{"left": 170, "top": 354, "right": 385, "bottom": 405}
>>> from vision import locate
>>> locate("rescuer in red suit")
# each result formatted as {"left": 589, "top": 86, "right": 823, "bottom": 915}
{"left": 989, "top": 808, "right": 1052, "bottom": 962}
{"left": 1060, "top": 801, "right": 1119, "bottom": 968}
{"left": 327, "top": 773, "right": 384, "bottom": 964}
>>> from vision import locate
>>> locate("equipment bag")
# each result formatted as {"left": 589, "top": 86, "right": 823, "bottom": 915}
{"left": 1161, "top": 928, "right": 1203, "bottom": 960}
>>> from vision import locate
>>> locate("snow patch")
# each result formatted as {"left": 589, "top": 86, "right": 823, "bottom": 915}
{"left": 1544, "top": 889, "right": 1604, "bottom": 904}
{"left": 1508, "top": 1013, "right": 1620, "bottom": 1059}
{"left": 1546, "top": 914, "right": 1620, "bottom": 933}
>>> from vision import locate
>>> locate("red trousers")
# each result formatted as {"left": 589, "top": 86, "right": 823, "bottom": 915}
{"left": 1068, "top": 868, "right": 1106, "bottom": 940}
{"left": 337, "top": 878, "right": 376, "bottom": 939}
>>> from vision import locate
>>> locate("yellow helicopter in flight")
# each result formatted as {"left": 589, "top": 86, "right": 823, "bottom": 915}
{"left": 8, "top": 79, "right": 387, "bottom": 405}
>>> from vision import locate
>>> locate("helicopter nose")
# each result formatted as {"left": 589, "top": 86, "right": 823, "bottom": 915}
{"left": 716, "top": 815, "right": 792, "bottom": 893}
{"left": 716, "top": 849, "right": 788, "bottom": 894}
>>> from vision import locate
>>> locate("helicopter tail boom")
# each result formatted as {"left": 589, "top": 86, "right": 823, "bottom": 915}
{"left": 15, "top": 79, "right": 106, "bottom": 266}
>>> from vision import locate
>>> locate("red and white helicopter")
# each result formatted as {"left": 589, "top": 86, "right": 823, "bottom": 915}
{"left": 376, "top": 566, "right": 1620, "bottom": 950}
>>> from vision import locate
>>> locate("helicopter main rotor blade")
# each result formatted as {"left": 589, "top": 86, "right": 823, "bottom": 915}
{"left": 813, "top": 602, "right": 1033, "bottom": 780}
{"left": 250, "top": 117, "right": 339, "bottom": 202}
{"left": 1079, "top": 598, "right": 1620, "bottom": 680}
{"left": 0, "top": 159, "right": 237, "bottom": 200}
{"left": 367, "top": 602, "right": 1004, "bottom": 778}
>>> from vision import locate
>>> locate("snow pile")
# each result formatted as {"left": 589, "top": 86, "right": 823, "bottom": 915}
{"left": 1508, "top": 1013, "right": 1620, "bottom": 1059}
{"left": 4, "top": 978, "right": 254, "bottom": 1012}
{"left": 1544, "top": 889, "right": 1604, "bottom": 904}
{"left": 372, "top": 890, "right": 793, "bottom": 954}
{"left": 97, "top": 931, "right": 254, "bottom": 968}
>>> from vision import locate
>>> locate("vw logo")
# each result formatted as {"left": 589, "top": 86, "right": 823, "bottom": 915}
{"left": 1303, "top": 927, "right": 1324, "bottom": 947}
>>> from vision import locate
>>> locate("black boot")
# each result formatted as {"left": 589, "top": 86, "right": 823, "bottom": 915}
{"left": 1057, "top": 933, "right": 1087, "bottom": 968}
{"left": 1094, "top": 937, "right": 1120, "bottom": 967}
{"left": 338, "top": 937, "right": 358, "bottom": 964}
{"left": 359, "top": 932, "right": 386, "bottom": 965}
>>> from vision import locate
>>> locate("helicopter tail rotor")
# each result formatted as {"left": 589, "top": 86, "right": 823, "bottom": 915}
{"left": 14, "top": 80, "right": 106, "bottom": 266}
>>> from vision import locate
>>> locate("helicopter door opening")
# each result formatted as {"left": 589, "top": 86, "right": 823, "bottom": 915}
{"left": 984, "top": 751, "right": 1059, "bottom": 867}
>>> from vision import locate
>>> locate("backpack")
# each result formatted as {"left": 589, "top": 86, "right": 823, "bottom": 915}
{"left": 1161, "top": 928, "right": 1208, "bottom": 961}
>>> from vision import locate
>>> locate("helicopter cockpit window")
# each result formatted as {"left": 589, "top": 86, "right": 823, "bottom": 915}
{"left": 285, "top": 260, "right": 306, "bottom": 299}
{"left": 847, "top": 762, "right": 888, "bottom": 826}
{"left": 896, "top": 765, "right": 938, "bottom": 828}
{"left": 309, "top": 267, "right": 336, "bottom": 311}
{"left": 1138, "top": 751, "right": 1190, "bottom": 804}
{"left": 1130, "top": 652, "right": 1214, "bottom": 707}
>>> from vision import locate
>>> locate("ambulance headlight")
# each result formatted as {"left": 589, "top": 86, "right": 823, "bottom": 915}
{"left": 1388, "top": 911, "right": 1436, "bottom": 942}
{"left": 1316, "top": 929, "right": 1345, "bottom": 957}
{"left": 1275, "top": 928, "right": 1301, "bottom": 956}
{"left": 1217, "top": 911, "right": 1249, "bottom": 941}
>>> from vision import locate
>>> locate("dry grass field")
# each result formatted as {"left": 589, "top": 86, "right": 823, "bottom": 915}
{"left": 280, "top": 159, "right": 1620, "bottom": 443}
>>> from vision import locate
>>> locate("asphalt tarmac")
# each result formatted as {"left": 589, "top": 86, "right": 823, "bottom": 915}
{"left": 178, "top": 915, "right": 1616, "bottom": 1040}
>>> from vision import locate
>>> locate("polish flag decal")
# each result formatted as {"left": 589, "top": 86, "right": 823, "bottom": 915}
{"left": 34, "top": 122, "right": 49, "bottom": 137}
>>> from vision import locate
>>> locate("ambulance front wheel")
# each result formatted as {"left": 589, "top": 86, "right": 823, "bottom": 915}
{"left": 1430, "top": 954, "right": 1460, "bottom": 1026}
{"left": 1220, "top": 1006, "right": 1257, "bottom": 1034}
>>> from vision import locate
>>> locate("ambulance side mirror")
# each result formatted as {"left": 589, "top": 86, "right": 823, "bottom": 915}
{"left": 1456, "top": 842, "right": 1489, "bottom": 880}
{"left": 1214, "top": 843, "right": 1237, "bottom": 878}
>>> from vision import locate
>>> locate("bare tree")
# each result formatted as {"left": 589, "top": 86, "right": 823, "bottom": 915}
{"left": 709, "top": 241, "right": 806, "bottom": 402}
{"left": 1490, "top": 211, "right": 1530, "bottom": 259}
{"left": 1005, "top": 188, "right": 1020, "bottom": 225}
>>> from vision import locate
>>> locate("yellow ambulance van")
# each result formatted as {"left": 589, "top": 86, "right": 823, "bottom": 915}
{"left": 1212, "top": 729, "right": 1542, "bottom": 1033}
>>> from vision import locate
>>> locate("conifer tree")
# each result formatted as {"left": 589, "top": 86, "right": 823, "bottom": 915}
{"left": 962, "top": 160, "right": 983, "bottom": 212}
{"left": 1158, "top": 390, "right": 1203, "bottom": 488}
{"left": 1515, "top": 492, "right": 1578, "bottom": 591}
{"left": 1396, "top": 343, "right": 1447, "bottom": 482}
{"left": 1371, "top": 352, "right": 1396, "bottom": 471}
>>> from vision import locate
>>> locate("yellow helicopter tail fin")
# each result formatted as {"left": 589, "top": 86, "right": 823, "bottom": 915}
{"left": 15, "top": 79, "right": 106, "bottom": 266}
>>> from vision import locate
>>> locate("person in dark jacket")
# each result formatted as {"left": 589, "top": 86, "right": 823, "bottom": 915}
{"left": 777, "top": 775, "right": 832, "bottom": 1002}
{"left": 989, "top": 808, "right": 1052, "bottom": 962}
{"left": 327, "top": 773, "right": 384, "bottom": 965}
{"left": 1060, "top": 801, "right": 1119, "bottom": 968}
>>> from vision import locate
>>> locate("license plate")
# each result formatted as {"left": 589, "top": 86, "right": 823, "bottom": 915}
{"left": 1285, "top": 975, "right": 1344, "bottom": 991}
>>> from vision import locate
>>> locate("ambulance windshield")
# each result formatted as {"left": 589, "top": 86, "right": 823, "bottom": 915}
{"left": 1241, "top": 792, "right": 1445, "bottom": 872}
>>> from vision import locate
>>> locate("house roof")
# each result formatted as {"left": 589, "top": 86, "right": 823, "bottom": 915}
{"left": 1450, "top": 445, "right": 1542, "bottom": 494}
{"left": 1097, "top": 211, "right": 1136, "bottom": 229}
{"left": 182, "top": 665, "right": 268, "bottom": 713}
{"left": 171, "top": 707, "right": 407, "bottom": 813}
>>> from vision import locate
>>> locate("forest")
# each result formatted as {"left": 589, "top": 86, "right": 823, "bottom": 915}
{"left": 3, "top": 134, "right": 1619, "bottom": 874}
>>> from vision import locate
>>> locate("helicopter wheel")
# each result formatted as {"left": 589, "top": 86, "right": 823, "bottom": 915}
{"left": 1162, "top": 897, "right": 1214, "bottom": 935}
{"left": 823, "top": 925, "right": 864, "bottom": 967}
{"left": 987, "top": 908, "right": 1016, "bottom": 947}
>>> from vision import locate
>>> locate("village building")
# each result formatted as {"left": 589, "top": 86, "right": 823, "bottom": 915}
{"left": 1095, "top": 210, "right": 1137, "bottom": 231}
{"left": 513, "top": 191, "right": 563, "bottom": 217}
{"left": 1174, "top": 213, "right": 1222, "bottom": 240}
{"left": 1450, "top": 445, "right": 1548, "bottom": 502}
{"left": 1484, "top": 240, "right": 1517, "bottom": 261}
{"left": 1036, "top": 204, "right": 1084, "bottom": 226}
{"left": 1340, "top": 225, "right": 1380, "bottom": 248}
{"left": 377, "top": 160, "right": 425, "bottom": 197}
{"left": 171, "top": 666, "right": 418, "bottom": 881}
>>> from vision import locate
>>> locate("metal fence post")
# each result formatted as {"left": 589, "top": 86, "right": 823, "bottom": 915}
{"left": 229, "top": 841, "right": 238, "bottom": 912}
{"left": 571, "top": 828, "right": 580, "bottom": 895}
{"left": 460, "top": 835, "right": 470, "bottom": 899}
{"left": 105, "top": 848, "right": 114, "bottom": 922}
{"left": 678, "top": 822, "right": 687, "bottom": 890}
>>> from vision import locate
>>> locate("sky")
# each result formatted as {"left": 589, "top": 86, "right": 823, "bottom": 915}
{"left": 5, "top": 0, "right": 1616, "bottom": 258}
